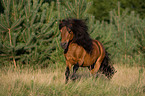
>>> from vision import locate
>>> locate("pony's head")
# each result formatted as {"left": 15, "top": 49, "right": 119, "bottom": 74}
{"left": 59, "top": 26, "right": 74, "bottom": 49}
{"left": 59, "top": 19, "right": 93, "bottom": 53}
{"left": 59, "top": 19, "right": 74, "bottom": 49}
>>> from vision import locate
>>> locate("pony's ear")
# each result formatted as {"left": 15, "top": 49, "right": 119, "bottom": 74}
{"left": 59, "top": 20, "right": 63, "bottom": 30}
{"left": 59, "top": 20, "right": 63, "bottom": 23}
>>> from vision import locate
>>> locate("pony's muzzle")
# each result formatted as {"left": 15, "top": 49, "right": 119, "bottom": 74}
{"left": 60, "top": 42, "right": 68, "bottom": 49}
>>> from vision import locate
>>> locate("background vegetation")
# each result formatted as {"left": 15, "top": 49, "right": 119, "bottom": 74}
{"left": 0, "top": 0, "right": 145, "bottom": 95}
{"left": 0, "top": 0, "right": 145, "bottom": 67}
{"left": 87, "top": 0, "right": 145, "bottom": 21}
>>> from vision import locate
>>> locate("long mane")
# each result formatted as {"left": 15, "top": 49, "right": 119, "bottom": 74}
{"left": 59, "top": 19, "right": 93, "bottom": 53}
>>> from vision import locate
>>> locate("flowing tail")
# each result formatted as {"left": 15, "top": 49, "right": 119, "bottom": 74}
{"left": 99, "top": 51, "right": 116, "bottom": 79}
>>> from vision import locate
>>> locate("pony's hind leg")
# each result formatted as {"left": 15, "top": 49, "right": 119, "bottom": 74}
{"left": 71, "top": 64, "right": 79, "bottom": 80}
{"left": 88, "top": 63, "right": 95, "bottom": 70}
{"left": 88, "top": 63, "right": 99, "bottom": 78}
{"left": 90, "top": 61, "right": 102, "bottom": 75}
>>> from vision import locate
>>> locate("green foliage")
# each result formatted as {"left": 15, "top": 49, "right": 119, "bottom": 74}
{"left": 0, "top": 0, "right": 57, "bottom": 67}
{"left": 88, "top": 5, "right": 145, "bottom": 65}
{"left": 110, "top": 9, "right": 145, "bottom": 65}
{"left": 87, "top": 0, "right": 145, "bottom": 21}
{"left": 58, "top": 0, "right": 92, "bottom": 19}
{"left": 0, "top": 0, "right": 145, "bottom": 67}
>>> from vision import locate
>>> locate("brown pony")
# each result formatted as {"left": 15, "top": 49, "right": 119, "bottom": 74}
{"left": 59, "top": 19, "right": 116, "bottom": 83}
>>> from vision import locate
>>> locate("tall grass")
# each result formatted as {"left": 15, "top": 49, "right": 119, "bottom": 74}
{"left": 0, "top": 63, "right": 145, "bottom": 96}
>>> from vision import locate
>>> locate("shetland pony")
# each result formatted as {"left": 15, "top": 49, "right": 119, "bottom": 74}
{"left": 59, "top": 19, "right": 116, "bottom": 83}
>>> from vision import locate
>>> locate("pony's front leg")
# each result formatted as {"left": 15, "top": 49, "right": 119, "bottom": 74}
{"left": 65, "top": 61, "right": 72, "bottom": 84}
{"left": 65, "top": 67, "right": 70, "bottom": 83}
{"left": 71, "top": 64, "right": 79, "bottom": 80}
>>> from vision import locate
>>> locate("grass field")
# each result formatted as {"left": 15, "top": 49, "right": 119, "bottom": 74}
{"left": 0, "top": 63, "right": 145, "bottom": 96}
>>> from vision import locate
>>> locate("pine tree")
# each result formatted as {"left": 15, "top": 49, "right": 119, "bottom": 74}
{"left": 58, "top": 0, "right": 92, "bottom": 19}
{"left": 1, "top": 0, "right": 144, "bottom": 67}
{"left": 0, "top": 0, "right": 57, "bottom": 68}
{"left": 0, "top": 0, "right": 25, "bottom": 68}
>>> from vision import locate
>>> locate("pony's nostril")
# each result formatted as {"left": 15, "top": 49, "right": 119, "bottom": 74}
{"left": 61, "top": 42, "right": 65, "bottom": 46}
{"left": 60, "top": 42, "right": 67, "bottom": 49}
{"left": 63, "top": 42, "right": 66, "bottom": 46}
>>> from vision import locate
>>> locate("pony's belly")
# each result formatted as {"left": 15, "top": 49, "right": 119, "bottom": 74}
{"left": 82, "top": 61, "right": 94, "bottom": 67}
{"left": 82, "top": 56, "right": 97, "bottom": 67}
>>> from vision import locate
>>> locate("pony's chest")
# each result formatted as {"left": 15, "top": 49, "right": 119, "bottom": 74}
{"left": 64, "top": 44, "right": 86, "bottom": 65}
{"left": 64, "top": 53, "right": 78, "bottom": 65}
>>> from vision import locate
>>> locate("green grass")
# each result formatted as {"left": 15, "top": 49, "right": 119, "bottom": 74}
{"left": 0, "top": 63, "right": 145, "bottom": 96}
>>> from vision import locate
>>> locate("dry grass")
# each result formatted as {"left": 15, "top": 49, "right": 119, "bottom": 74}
{"left": 0, "top": 64, "right": 145, "bottom": 96}
{"left": 112, "top": 65, "right": 144, "bottom": 87}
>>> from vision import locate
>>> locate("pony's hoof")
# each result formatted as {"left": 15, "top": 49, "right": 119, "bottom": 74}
{"left": 95, "top": 73, "right": 99, "bottom": 78}
{"left": 65, "top": 79, "right": 68, "bottom": 84}
{"left": 90, "top": 69, "right": 95, "bottom": 75}
{"left": 65, "top": 81, "right": 68, "bottom": 84}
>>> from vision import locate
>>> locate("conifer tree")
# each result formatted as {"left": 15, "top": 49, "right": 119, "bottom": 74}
{"left": 1, "top": 0, "right": 144, "bottom": 67}
{"left": 58, "top": 0, "right": 91, "bottom": 19}
{"left": 0, "top": 0, "right": 57, "bottom": 67}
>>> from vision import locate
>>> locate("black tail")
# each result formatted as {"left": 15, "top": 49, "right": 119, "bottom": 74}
{"left": 99, "top": 51, "right": 116, "bottom": 79}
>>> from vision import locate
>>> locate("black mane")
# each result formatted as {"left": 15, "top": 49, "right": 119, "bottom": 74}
{"left": 59, "top": 19, "right": 93, "bottom": 53}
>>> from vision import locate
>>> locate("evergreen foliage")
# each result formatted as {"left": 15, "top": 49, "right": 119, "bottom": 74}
{"left": 58, "top": 0, "right": 92, "bottom": 19}
{"left": 0, "top": 0, "right": 57, "bottom": 67}
{"left": 0, "top": 0, "right": 145, "bottom": 67}
{"left": 0, "top": 1, "right": 4, "bottom": 13}
{"left": 87, "top": 0, "right": 145, "bottom": 21}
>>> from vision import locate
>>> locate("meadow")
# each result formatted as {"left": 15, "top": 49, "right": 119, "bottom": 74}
{"left": 0, "top": 63, "right": 145, "bottom": 96}
{"left": 0, "top": 1, "right": 145, "bottom": 96}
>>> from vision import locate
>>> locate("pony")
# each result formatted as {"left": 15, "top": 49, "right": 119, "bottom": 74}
{"left": 59, "top": 19, "right": 116, "bottom": 83}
